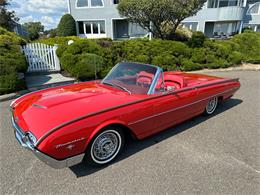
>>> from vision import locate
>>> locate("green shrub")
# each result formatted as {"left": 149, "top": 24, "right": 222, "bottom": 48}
{"left": 242, "top": 28, "right": 254, "bottom": 33}
{"left": 180, "top": 59, "right": 202, "bottom": 71}
{"left": 0, "top": 27, "right": 28, "bottom": 95}
{"left": 188, "top": 31, "right": 206, "bottom": 48}
{"left": 60, "top": 53, "right": 78, "bottom": 72}
{"left": 134, "top": 55, "right": 150, "bottom": 63}
{"left": 230, "top": 32, "right": 260, "bottom": 63}
{"left": 152, "top": 54, "right": 178, "bottom": 71}
{"left": 205, "top": 59, "right": 230, "bottom": 69}
{"left": 0, "top": 73, "right": 26, "bottom": 95}
{"left": 246, "top": 58, "right": 260, "bottom": 64}
{"left": 44, "top": 31, "right": 260, "bottom": 83}
{"left": 191, "top": 48, "right": 207, "bottom": 64}
{"left": 228, "top": 51, "right": 243, "bottom": 65}
{"left": 61, "top": 53, "right": 104, "bottom": 80}
{"left": 39, "top": 36, "right": 79, "bottom": 46}
{"left": 57, "top": 14, "right": 76, "bottom": 37}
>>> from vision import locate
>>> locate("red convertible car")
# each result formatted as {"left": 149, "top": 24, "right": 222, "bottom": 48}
{"left": 11, "top": 62, "right": 240, "bottom": 168}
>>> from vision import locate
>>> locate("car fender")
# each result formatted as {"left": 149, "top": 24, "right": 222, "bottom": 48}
{"left": 83, "top": 119, "right": 129, "bottom": 151}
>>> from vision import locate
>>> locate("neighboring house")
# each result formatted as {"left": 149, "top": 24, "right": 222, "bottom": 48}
{"left": 182, "top": 0, "right": 260, "bottom": 37}
{"left": 13, "top": 22, "right": 28, "bottom": 37}
{"left": 67, "top": 0, "right": 260, "bottom": 39}
{"left": 67, "top": 0, "right": 148, "bottom": 39}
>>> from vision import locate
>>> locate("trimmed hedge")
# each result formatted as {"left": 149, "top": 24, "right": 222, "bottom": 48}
{"left": 39, "top": 31, "right": 260, "bottom": 82}
{"left": 57, "top": 14, "right": 77, "bottom": 37}
{"left": 0, "top": 27, "right": 27, "bottom": 95}
{"left": 61, "top": 53, "right": 104, "bottom": 80}
{"left": 231, "top": 31, "right": 260, "bottom": 63}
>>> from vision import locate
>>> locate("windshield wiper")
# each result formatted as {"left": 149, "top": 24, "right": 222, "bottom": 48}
{"left": 103, "top": 81, "right": 132, "bottom": 95}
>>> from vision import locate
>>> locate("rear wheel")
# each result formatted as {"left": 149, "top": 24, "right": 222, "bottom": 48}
{"left": 204, "top": 97, "right": 218, "bottom": 115}
{"left": 86, "top": 127, "right": 125, "bottom": 166}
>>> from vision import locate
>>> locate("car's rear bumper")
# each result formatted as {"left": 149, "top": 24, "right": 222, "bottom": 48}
{"left": 12, "top": 116, "right": 85, "bottom": 169}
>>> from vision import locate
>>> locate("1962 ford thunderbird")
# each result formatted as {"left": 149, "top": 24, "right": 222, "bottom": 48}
{"left": 11, "top": 62, "right": 240, "bottom": 168}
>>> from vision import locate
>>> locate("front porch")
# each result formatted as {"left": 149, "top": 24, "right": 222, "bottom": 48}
{"left": 204, "top": 21, "right": 241, "bottom": 38}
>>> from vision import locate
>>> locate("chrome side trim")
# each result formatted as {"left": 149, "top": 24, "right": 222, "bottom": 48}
{"left": 128, "top": 87, "right": 239, "bottom": 126}
{"left": 12, "top": 116, "right": 85, "bottom": 169}
{"left": 36, "top": 78, "right": 239, "bottom": 146}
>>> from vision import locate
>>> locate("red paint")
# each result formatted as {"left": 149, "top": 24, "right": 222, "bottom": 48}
{"left": 11, "top": 72, "right": 240, "bottom": 160}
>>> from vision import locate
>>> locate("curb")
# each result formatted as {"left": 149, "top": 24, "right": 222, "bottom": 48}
{"left": 0, "top": 93, "right": 17, "bottom": 102}
{"left": 191, "top": 64, "right": 260, "bottom": 73}
{"left": 0, "top": 81, "right": 77, "bottom": 102}
{"left": 0, "top": 90, "right": 29, "bottom": 102}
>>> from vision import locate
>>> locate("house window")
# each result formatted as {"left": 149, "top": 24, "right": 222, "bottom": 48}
{"left": 113, "top": 0, "right": 120, "bottom": 4}
{"left": 91, "top": 0, "right": 103, "bottom": 6}
{"left": 208, "top": 0, "right": 243, "bottom": 8}
{"left": 219, "top": 0, "right": 239, "bottom": 7}
{"left": 76, "top": 0, "right": 104, "bottom": 8}
{"left": 77, "top": 0, "right": 88, "bottom": 7}
{"left": 93, "top": 23, "right": 99, "bottom": 34}
{"left": 78, "top": 21, "right": 84, "bottom": 34}
{"left": 213, "top": 21, "right": 239, "bottom": 36}
{"left": 100, "top": 21, "right": 105, "bottom": 33}
{"left": 247, "top": 3, "right": 260, "bottom": 15}
{"left": 85, "top": 22, "right": 92, "bottom": 34}
{"left": 84, "top": 21, "right": 106, "bottom": 34}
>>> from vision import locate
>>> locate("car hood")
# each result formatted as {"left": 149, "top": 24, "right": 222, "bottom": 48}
{"left": 12, "top": 81, "right": 142, "bottom": 140}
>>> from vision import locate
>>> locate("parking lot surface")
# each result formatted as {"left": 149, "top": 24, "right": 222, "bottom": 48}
{"left": 0, "top": 71, "right": 259, "bottom": 194}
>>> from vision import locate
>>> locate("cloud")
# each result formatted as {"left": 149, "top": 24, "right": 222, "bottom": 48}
{"left": 41, "top": 16, "right": 60, "bottom": 29}
{"left": 10, "top": 0, "right": 68, "bottom": 29}
{"left": 10, "top": 1, "right": 21, "bottom": 9}
{"left": 26, "top": 0, "right": 68, "bottom": 14}
{"left": 42, "top": 16, "right": 55, "bottom": 24}
{"left": 20, "top": 15, "right": 36, "bottom": 23}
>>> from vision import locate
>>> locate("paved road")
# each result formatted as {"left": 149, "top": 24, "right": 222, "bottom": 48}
{"left": 0, "top": 71, "right": 259, "bottom": 195}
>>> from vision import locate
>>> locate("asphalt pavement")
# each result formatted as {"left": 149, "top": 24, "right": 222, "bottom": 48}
{"left": 0, "top": 71, "right": 259, "bottom": 195}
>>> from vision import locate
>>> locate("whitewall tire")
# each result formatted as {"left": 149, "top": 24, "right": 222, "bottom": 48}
{"left": 204, "top": 97, "right": 218, "bottom": 115}
{"left": 86, "top": 127, "right": 125, "bottom": 166}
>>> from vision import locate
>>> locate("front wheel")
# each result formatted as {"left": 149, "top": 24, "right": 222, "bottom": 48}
{"left": 86, "top": 127, "right": 125, "bottom": 166}
{"left": 204, "top": 97, "right": 218, "bottom": 115}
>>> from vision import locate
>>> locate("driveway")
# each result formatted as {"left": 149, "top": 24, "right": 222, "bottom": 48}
{"left": 0, "top": 71, "right": 259, "bottom": 194}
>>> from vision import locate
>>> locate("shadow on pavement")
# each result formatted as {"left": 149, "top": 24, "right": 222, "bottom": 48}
{"left": 70, "top": 98, "right": 243, "bottom": 178}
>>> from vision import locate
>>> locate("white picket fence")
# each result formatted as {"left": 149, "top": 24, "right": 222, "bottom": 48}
{"left": 21, "top": 43, "right": 61, "bottom": 72}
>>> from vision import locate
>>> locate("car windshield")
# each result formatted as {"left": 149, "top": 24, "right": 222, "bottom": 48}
{"left": 102, "top": 62, "right": 159, "bottom": 94}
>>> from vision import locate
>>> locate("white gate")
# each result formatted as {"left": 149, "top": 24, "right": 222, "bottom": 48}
{"left": 21, "top": 43, "right": 61, "bottom": 72}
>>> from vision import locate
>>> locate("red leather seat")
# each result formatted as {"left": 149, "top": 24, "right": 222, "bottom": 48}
{"left": 137, "top": 71, "right": 154, "bottom": 85}
{"left": 163, "top": 74, "right": 186, "bottom": 89}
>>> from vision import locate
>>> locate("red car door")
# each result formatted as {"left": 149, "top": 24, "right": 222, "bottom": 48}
{"left": 151, "top": 88, "right": 200, "bottom": 133}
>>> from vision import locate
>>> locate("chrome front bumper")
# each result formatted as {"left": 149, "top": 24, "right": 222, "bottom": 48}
{"left": 12, "top": 116, "right": 85, "bottom": 169}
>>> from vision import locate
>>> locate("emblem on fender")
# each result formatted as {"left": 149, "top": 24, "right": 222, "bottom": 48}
{"left": 55, "top": 137, "right": 86, "bottom": 149}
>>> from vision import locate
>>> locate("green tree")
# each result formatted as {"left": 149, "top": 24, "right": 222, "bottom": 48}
{"left": 57, "top": 14, "right": 76, "bottom": 37}
{"left": 23, "top": 22, "right": 44, "bottom": 40}
{"left": 44, "top": 28, "right": 58, "bottom": 38}
{"left": 118, "top": 0, "right": 206, "bottom": 39}
{"left": 0, "top": 0, "right": 19, "bottom": 31}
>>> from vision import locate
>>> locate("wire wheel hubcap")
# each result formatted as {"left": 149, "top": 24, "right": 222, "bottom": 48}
{"left": 206, "top": 97, "right": 218, "bottom": 114}
{"left": 91, "top": 130, "right": 121, "bottom": 164}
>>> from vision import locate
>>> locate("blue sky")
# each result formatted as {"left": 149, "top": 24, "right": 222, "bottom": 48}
{"left": 9, "top": 0, "right": 68, "bottom": 30}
